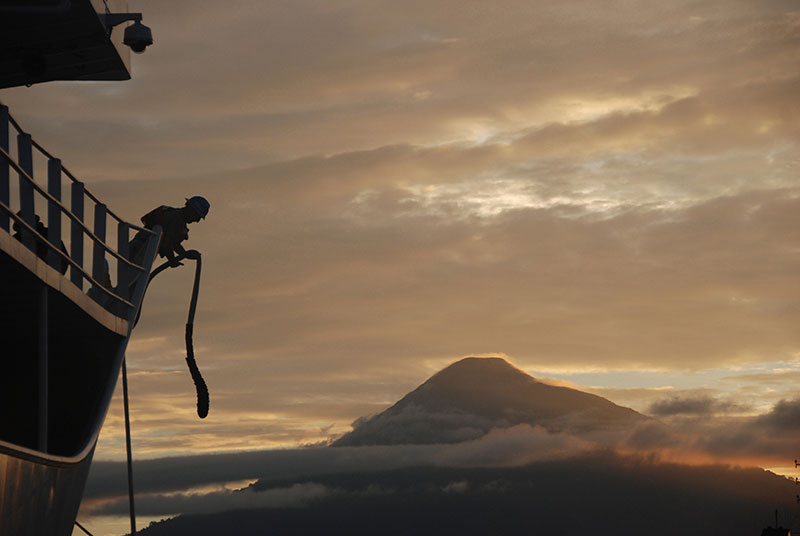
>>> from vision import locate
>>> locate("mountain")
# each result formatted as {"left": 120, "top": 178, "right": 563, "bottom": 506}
{"left": 334, "top": 357, "right": 646, "bottom": 446}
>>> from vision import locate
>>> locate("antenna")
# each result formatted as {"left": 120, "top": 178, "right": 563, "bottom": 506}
{"left": 795, "top": 457, "right": 800, "bottom": 534}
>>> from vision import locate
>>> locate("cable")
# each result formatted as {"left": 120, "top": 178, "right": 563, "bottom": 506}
{"left": 122, "top": 358, "right": 137, "bottom": 536}
{"left": 74, "top": 521, "right": 96, "bottom": 536}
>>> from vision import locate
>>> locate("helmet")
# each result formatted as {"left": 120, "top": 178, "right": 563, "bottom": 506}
{"left": 185, "top": 196, "right": 210, "bottom": 219}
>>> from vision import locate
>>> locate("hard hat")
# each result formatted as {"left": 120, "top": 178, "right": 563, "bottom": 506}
{"left": 185, "top": 196, "right": 210, "bottom": 219}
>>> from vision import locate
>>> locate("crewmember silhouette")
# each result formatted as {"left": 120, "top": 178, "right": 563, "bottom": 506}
{"left": 129, "top": 196, "right": 210, "bottom": 267}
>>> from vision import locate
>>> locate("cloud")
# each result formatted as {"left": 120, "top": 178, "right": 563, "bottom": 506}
{"left": 621, "top": 421, "right": 681, "bottom": 450}
{"left": 428, "top": 425, "right": 593, "bottom": 467}
{"left": 88, "top": 403, "right": 800, "bottom": 510}
{"left": 755, "top": 399, "right": 800, "bottom": 430}
{"left": 89, "top": 482, "right": 332, "bottom": 517}
{"left": 109, "top": 450, "right": 797, "bottom": 536}
{"left": 617, "top": 399, "right": 800, "bottom": 464}
{"left": 3, "top": 0, "right": 798, "bottom": 185}
{"left": 69, "top": 171, "right": 795, "bottom": 462}
{"left": 84, "top": 424, "right": 591, "bottom": 503}
{"left": 340, "top": 405, "right": 494, "bottom": 445}
{"left": 647, "top": 396, "right": 745, "bottom": 417}
{"left": 441, "top": 480, "right": 469, "bottom": 494}
{"left": 81, "top": 395, "right": 800, "bottom": 529}
{"left": 721, "top": 369, "right": 800, "bottom": 387}
{"left": 88, "top": 180, "right": 800, "bottom": 458}
{"left": 2, "top": 0, "right": 799, "bottom": 462}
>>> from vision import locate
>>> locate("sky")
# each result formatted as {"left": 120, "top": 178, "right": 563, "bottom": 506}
{"left": 2, "top": 0, "right": 800, "bottom": 531}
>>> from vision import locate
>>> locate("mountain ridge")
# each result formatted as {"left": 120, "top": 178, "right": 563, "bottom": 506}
{"left": 334, "top": 357, "right": 646, "bottom": 446}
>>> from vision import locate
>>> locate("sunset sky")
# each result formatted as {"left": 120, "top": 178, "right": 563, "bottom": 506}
{"left": 3, "top": 0, "right": 800, "bottom": 486}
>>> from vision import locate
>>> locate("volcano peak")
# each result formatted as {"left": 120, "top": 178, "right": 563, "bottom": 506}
{"left": 334, "top": 357, "right": 645, "bottom": 446}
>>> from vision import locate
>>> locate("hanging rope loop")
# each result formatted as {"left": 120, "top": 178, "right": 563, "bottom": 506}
{"left": 134, "top": 249, "right": 209, "bottom": 418}
{"left": 184, "top": 251, "right": 208, "bottom": 418}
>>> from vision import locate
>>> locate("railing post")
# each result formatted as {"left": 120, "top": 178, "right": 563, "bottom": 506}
{"left": 128, "top": 225, "right": 162, "bottom": 326}
{"left": 92, "top": 203, "right": 107, "bottom": 286}
{"left": 18, "top": 132, "right": 35, "bottom": 251}
{"left": 47, "top": 158, "right": 62, "bottom": 272}
{"left": 0, "top": 104, "right": 9, "bottom": 232}
{"left": 38, "top": 284, "right": 48, "bottom": 453}
{"left": 117, "top": 222, "right": 130, "bottom": 299}
{"left": 70, "top": 182, "right": 84, "bottom": 288}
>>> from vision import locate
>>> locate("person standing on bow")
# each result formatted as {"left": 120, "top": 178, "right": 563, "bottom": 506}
{"left": 129, "top": 196, "right": 210, "bottom": 267}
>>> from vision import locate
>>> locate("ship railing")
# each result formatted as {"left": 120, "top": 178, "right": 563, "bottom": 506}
{"left": 0, "top": 103, "right": 157, "bottom": 319}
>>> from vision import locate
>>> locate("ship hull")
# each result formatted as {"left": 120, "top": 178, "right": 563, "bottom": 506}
{"left": 0, "top": 444, "right": 94, "bottom": 536}
{"left": 0, "top": 104, "right": 162, "bottom": 535}
{"left": 0, "top": 212, "right": 160, "bottom": 536}
{"left": 0, "top": 239, "right": 132, "bottom": 535}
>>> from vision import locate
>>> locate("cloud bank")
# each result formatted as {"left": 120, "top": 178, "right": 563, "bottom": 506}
{"left": 84, "top": 397, "right": 800, "bottom": 518}
{"left": 102, "top": 450, "right": 797, "bottom": 536}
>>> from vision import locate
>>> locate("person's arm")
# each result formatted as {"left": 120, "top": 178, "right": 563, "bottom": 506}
{"left": 166, "top": 248, "right": 184, "bottom": 267}
{"left": 161, "top": 210, "right": 188, "bottom": 267}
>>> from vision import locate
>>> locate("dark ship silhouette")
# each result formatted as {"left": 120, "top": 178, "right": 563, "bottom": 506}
{"left": 0, "top": 2, "right": 160, "bottom": 534}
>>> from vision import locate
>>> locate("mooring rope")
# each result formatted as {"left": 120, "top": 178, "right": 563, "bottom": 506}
{"left": 122, "top": 357, "right": 137, "bottom": 536}
{"left": 74, "top": 520, "right": 95, "bottom": 535}
{"left": 184, "top": 253, "right": 209, "bottom": 418}
{"left": 134, "top": 250, "right": 209, "bottom": 418}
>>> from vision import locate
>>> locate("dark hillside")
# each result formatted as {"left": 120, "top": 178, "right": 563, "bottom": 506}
{"left": 137, "top": 451, "right": 794, "bottom": 536}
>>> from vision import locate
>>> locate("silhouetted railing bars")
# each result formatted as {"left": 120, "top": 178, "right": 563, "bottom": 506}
{"left": 18, "top": 131, "right": 34, "bottom": 251}
{"left": 47, "top": 158, "right": 61, "bottom": 271}
{"left": 92, "top": 203, "right": 107, "bottom": 285}
{"left": 71, "top": 181, "right": 84, "bottom": 289}
{"left": 0, "top": 105, "right": 8, "bottom": 232}
{"left": 0, "top": 103, "right": 159, "bottom": 317}
{"left": 118, "top": 222, "right": 131, "bottom": 293}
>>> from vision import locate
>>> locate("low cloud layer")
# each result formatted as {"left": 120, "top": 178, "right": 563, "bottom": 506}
{"left": 89, "top": 482, "right": 332, "bottom": 517}
{"left": 90, "top": 449, "right": 797, "bottom": 536}
{"left": 647, "top": 396, "right": 746, "bottom": 417}
{"left": 626, "top": 398, "right": 800, "bottom": 463}
{"left": 84, "top": 425, "right": 591, "bottom": 503}
{"left": 84, "top": 396, "right": 800, "bottom": 519}
{"left": 755, "top": 399, "right": 800, "bottom": 430}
